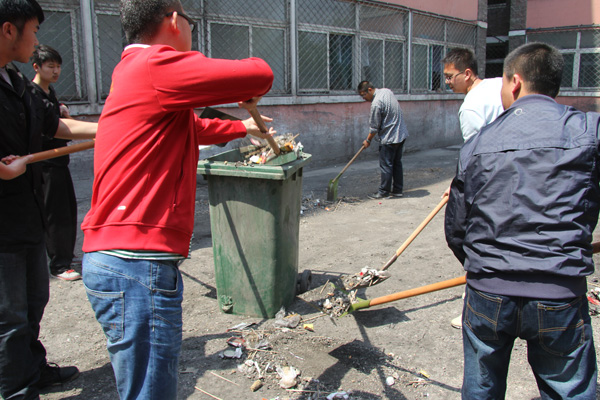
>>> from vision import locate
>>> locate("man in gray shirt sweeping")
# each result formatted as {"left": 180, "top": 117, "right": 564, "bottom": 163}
{"left": 358, "top": 81, "right": 409, "bottom": 199}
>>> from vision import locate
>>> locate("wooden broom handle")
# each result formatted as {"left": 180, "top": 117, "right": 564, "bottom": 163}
{"left": 247, "top": 108, "right": 280, "bottom": 155}
{"left": 25, "top": 140, "right": 95, "bottom": 164}
{"left": 332, "top": 145, "right": 366, "bottom": 182}
{"left": 380, "top": 196, "right": 449, "bottom": 271}
{"left": 369, "top": 275, "right": 467, "bottom": 307}
{"left": 371, "top": 240, "right": 600, "bottom": 308}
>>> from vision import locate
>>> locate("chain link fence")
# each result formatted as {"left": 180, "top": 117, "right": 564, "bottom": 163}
{"left": 527, "top": 28, "right": 600, "bottom": 91}
{"left": 15, "top": 0, "right": 514, "bottom": 107}
{"left": 15, "top": 0, "right": 87, "bottom": 102}
{"left": 411, "top": 12, "right": 475, "bottom": 93}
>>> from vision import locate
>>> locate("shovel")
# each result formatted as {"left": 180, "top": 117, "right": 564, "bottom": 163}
{"left": 326, "top": 144, "right": 366, "bottom": 202}
{"left": 341, "top": 195, "right": 449, "bottom": 290}
{"left": 341, "top": 240, "right": 600, "bottom": 316}
{"left": 341, "top": 275, "right": 466, "bottom": 316}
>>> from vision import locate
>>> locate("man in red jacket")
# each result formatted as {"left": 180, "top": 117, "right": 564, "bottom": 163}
{"left": 80, "top": 1, "right": 275, "bottom": 398}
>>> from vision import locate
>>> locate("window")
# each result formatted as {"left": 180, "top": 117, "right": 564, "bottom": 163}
{"left": 579, "top": 53, "right": 600, "bottom": 88}
{"left": 330, "top": 34, "right": 353, "bottom": 91}
{"left": 528, "top": 29, "right": 600, "bottom": 91}
{"left": 16, "top": 6, "right": 88, "bottom": 102}
{"left": 411, "top": 44, "right": 444, "bottom": 92}
{"left": 411, "top": 13, "right": 476, "bottom": 93}
{"left": 298, "top": 31, "right": 328, "bottom": 91}
{"left": 30, "top": 0, "right": 478, "bottom": 110}
{"left": 96, "top": 13, "right": 124, "bottom": 99}
{"left": 359, "top": 4, "right": 407, "bottom": 92}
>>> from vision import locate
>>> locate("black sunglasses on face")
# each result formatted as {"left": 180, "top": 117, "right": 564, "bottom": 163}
{"left": 165, "top": 11, "right": 195, "bottom": 32}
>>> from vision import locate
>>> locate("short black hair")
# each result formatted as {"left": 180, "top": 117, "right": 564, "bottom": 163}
{"left": 357, "top": 80, "right": 374, "bottom": 92}
{"left": 441, "top": 48, "right": 478, "bottom": 76}
{"left": 31, "top": 44, "right": 62, "bottom": 66}
{"left": 120, "top": 0, "right": 182, "bottom": 44}
{"left": 503, "top": 42, "right": 563, "bottom": 98}
{"left": 0, "top": 0, "right": 44, "bottom": 31}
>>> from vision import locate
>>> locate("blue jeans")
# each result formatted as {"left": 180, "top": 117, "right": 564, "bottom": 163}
{"left": 462, "top": 284, "right": 597, "bottom": 399}
{"left": 0, "top": 243, "right": 48, "bottom": 400}
{"left": 83, "top": 252, "right": 183, "bottom": 400}
{"left": 378, "top": 141, "right": 404, "bottom": 195}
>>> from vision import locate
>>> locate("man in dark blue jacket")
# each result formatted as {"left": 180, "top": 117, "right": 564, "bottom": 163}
{"left": 445, "top": 42, "right": 599, "bottom": 399}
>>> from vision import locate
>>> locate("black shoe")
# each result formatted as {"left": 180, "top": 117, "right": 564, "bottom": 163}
{"left": 37, "top": 363, "right": 80, "bottom": 390}
{"left": 368, "top": 192, "right": 390, "bottom": 199}
{"left": 390, "top": 192, "right": 403, "bottom": 198}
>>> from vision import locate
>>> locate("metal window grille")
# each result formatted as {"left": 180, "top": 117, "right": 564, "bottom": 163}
{"left": 15, "top": 0, "right": 87, "bottom": 102}
{"left": 30, "top": 0, "right": 482, "bottom": 109}
{"left": 411, "top": 12, "right": 476, "bottom": 93}
{"left": 527, "top": 28, "right": 600, "bottom": 91}
{"left": 485, "top": 38, "right": 508, "bottom": 78}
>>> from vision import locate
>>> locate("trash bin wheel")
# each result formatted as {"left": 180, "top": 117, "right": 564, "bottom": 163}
{"left": 297, "top": 269, "right": 312, "bottom": 294}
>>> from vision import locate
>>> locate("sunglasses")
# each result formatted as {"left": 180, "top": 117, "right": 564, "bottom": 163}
{"left": 165, "top": 11, "right": 196, "bottom": 33}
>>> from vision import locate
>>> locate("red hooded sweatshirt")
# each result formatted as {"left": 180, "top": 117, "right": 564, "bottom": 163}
{"left": 82, "top": 45, "right": 273, "bottom": 257}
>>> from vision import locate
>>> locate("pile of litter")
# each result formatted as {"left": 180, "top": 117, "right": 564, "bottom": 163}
{"left": 200, "top": 307, "right": 339, "bottom": 398}
{"left": 339, "top": 267, "right": 390, "bottom": 290}
{"left": 246, "top": 133, "right": 301, "bottom": 164}
{"left": 319, "top": 283, "right": 356, "bottom": 317}
{"left": 301, "top": 193, "right": 362, "bottom": 216}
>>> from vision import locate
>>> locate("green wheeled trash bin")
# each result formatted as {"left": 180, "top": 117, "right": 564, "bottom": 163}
{"left": 197, "top": 147, "right": 311, "bottom": 318}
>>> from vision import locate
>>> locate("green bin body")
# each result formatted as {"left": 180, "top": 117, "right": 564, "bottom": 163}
{"left": 197, "top": 148, "right": 311, "bottom": 318}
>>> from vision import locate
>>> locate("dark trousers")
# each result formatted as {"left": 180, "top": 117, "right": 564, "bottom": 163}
{"left": 0, "top": 243, "right": 49, "bottom": 400}
{"left": 378, "top": 141, "right": 404, "bottom": 195}
{"left": 41, "top": 165, "right": 77, "bottom": 273}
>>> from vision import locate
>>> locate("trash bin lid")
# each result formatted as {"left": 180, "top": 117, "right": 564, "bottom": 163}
{"left": 198, "top": 149, "right": 311, "bottom": 180}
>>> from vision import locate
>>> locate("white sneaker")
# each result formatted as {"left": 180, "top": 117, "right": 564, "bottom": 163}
{"left": 451, "top": 314, "right": 462, "bottom": 329}
{"left": 52, "top": 269, "right": 82, "bottom": 281}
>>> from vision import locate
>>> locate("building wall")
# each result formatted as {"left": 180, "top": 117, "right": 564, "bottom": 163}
{"left": 527, "top": 0, "right": 600, "bottom": 28}
{"left": 384, "top": 0, "right": 478, "bottom": 21}
{"left": 557, "top": 96, "right": 600, "bottom": 113}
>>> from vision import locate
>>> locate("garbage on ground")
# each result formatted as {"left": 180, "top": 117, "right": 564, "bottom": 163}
{"left": 254, "top": 339, "right": 272, "bottom": 351}
{"left": 273, "top": 306, "right": 302, "bottom": 328}
{"left": 303, "top": 323, "right": 314, "bottom": 332}
{"left": 419, "top": 369, "right": 431, "bottom": 378}
{"left": 226, "top": 336, "right": 246, "bottom": 348}
{"left": 407, "top": 378, "right": 428, "bottom": 388}
{"left": 276, "top": 365, "right": 299, "bottom": 389}
{"left": 237, "top": 360, "right": 255, "bottom": 376}
{"left": 386, "top": 376, "right": 395, "bottom": 386}
{"left": 327, "top": 391, "right": 349, "bottom": 400}
{"left": 226, "top": 322, "right": 257, "bottom": 332}
{"left": 250, "top": 379, "right": 263, "bottom": 392}
{"left": 220, "top": 347, "right": 243, "bottom": 359}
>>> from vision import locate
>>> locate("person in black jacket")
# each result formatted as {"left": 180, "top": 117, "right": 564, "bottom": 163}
{"left": 31, "top": 44, "right": 81, "bottom": 281}
{"left": 445, "top": 42, "right": 599, "bottom": 399}
{"left": 0, "top": 1, "right": 96, "bottom": 398}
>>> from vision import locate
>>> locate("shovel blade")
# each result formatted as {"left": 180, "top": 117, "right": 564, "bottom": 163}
{"left": 340, "top": 298, "right": 371, "bottom": 317}
{"left": 327, "top": 178, "right": 339, "bottom": 202}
